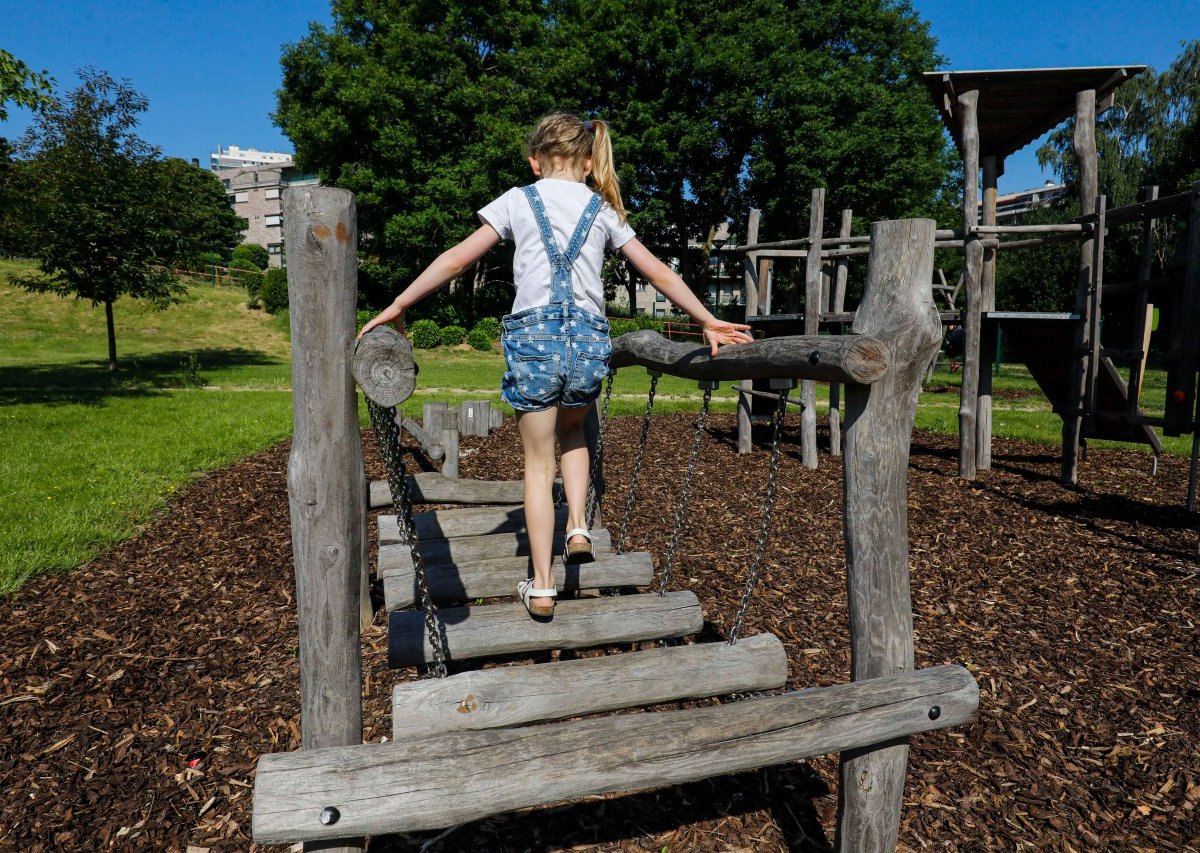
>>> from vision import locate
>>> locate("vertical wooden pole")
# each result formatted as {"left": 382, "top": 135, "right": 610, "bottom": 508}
{"left": 441, "top": 410, "right": 460, "bottom": 479}
{"left": 360, "top": 475, "right": 372, "bottom": 630}
{"left": 1062, "top": 89, "right": 1097, "bottom": 484}
{"left": 1128, "top": 186, "right": 1159, "bottom": 413}
{"left": 1166, "top": 181, "right": 1200, "bottom": 435}
{"left": 836, "top": 218, "right": 941, "bottom": 851}
{"left": 977, "top": 155, "right": 1000, "bottom": 471}
{"left": 802, "top": 188, "right": 826, "bottom": 469}
{"left": 829, "top": 208, "right": 852, "bottom": 458}
{"left": 739, "top": 210, "right": 762, "bottom": 454}
{"left": 282, "top": 186, "right": 364, "bottom": 853}
{"left": 585, "top": 401, "right": 604, "bottom": 528}
{"left": 423, "top": 402, "right": 446, "bottom": 436}
{"left": 1085, "top": 197, "right": 1108, "bottom": 433}
{"left": 957, "top": 90, "right": 982, "bottom": 480}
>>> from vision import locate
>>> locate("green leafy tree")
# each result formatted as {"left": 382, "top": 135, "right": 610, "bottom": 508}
{"left": 9, "top": 69, "right": 245, "bottom": 371}
{"left": 0, "top": 49, "right": 54, "bottom": 122}
{"left": 233, "top": 242, "right": 270, "bottom": 269}
{"left": 276, "top": 0, "right": 948, "bottom": 311}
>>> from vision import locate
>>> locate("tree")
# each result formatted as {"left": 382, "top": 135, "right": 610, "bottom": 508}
{"left": 276, "top": 0, "right": 949, "bottom": 312}
{"left": 9, "top": 69, "right": 245, "bottom": 370}
{"left": 233, "top": 243, "right": 270, "bottom": 269}
{"left": 0, "top": 49, "right": 54, "bottom": 122}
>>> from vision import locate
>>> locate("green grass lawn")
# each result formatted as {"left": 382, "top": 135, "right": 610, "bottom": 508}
{"left": 1, "top": 256, "right": 1192, "bottom": 594}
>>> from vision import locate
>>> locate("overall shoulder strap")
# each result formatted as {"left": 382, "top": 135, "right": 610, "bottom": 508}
{"left": 561, "top": 193, "right": 603, "bottom": 265}
{"left": 520, "top": 185, "right": 565, "bottom": 265}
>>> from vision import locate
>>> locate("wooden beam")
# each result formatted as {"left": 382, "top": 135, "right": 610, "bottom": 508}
{"left": 957, "top": 89, "right": 983, "bottom": 480}
{"left": 978, "top": 155, "right": 1000, "bottom": 471}
{"left": 387, "top": 590, "right": 704, "bottom": 667}
{"left": 1062, "top": 89, "right": 1098, "bottom": 484}
{"left": 393, "top": 504, "right": 566, "bottom": 541}
{"left": 379, "top": 528, "right": 611, "bottom": 573}
{"left": 382, "top": 550, "right": 655, "bottom": 611}
{"left": 252, "top": 665, "right": 978, "bottom": 845}
{"left": 837, "top": 218, "right": 942, "bottom": 850}
{"left": 1085, "top": 197, "right": 1108, "bottom": 433}
{"left": 391, "top": 632, "right": 787, "bottom": 737}
{"left": 801, "top": 188, "right": 826, "bottom": 469}
{"left": 368, "top": 473, "right": 564, "bottom": 508}
{"left": 399, "top": 416, "right": 443, "bottom": 461}
{"left": 739, "top": 208, "right": 762, "bottom": 456}
{"left": 1165, "top": 182, "right": 1200, "bottom": 435}
{"left": 829, "top": 209, "right": 853, "bottom": 458}
{"left": 610, "top": 330, "right": 889, "bottom": 385}
{"left": 351, "top": 325, "right": 416, "bottom": 407}
{"left": 282, "top": 185, "right": 364, "bottom": 852}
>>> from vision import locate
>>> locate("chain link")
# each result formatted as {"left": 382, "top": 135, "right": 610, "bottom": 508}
{"left": 616, "top": 372, "right": 659, "bottom": 554}
{"left": 584, "top": 371, "right": 615, "bottom": 530}
{"left": 366, "top": 398, "right": 448, "bottom": 678}
{"left": 658, "top": 385, "right": 712, "bottom": 596}
{"left": 728, "top": 385, "right": 790, "bottom": 644}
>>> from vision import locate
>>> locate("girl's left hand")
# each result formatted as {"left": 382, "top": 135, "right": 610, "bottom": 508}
{"left": 357, "top": 308, "right": 405, "bottom": 341}
{"left": 701, "top": 319, "right": 753, "bottom": 356}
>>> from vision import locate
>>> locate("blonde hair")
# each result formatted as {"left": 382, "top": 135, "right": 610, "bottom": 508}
{"left": 526, "top": 112, "right": 627, "bottom": 223}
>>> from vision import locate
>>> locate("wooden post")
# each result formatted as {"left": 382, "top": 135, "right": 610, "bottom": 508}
{"left": 739, "top": 209, "right": 762, "bottom": 454}
{"left": 423, "top": 402, "right": 445, "bottom": 436}
{"left": 1085, "top": 196, "right": 1108, "bottom": 433}
{"left": 836, "top": 218, "right": 941, "bottom": 851}
{"left": 585, "top": 400, "right": 604, "bottom": 528}
{"left": 1128, "top": 186, "right": 1159, "bottom": 414}
{"left": 461, "top": 400, "right": 491, "bottom": 438}
{"left": 802, "top": 188, "right": 826, "bottom": 469}
{"left": 1062, "top": 88, "right": 1097, "bottom": 485}
{"left": 282, "top": 186, "right": 364, "bottom": 853}
{"left": 957, "top": 90, "right": 983, "bottom": 480}
{"left": 441, "top": 410, "right": 460, "bottom": 479}
{"left": 1166, "top": 181, "right": 1200, "bottom": 435}
{"left": 829, "top": 208, "right": 852, "bottom": 457}
{"left": 977, "top": 155, "right": 1000, "bottom": 470}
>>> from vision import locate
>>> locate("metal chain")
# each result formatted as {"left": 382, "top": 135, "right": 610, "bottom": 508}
{"left": 658, "top": 385, "right": 712, "bottom": 596}
{"left": 584, "top": 371, "right": 615, "bottom": 530}
{"left": 616, "top": 372, "right": 659, "bottom": 553}
{"left": 729, "top": 386, "right": 790, "bottom": 644}
{"left": 366, "top": 398, "right": 448, "bottom": 678}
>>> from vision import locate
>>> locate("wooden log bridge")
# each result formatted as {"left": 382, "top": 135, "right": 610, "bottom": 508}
{"left": 611, "top": 329, "right": 889, "bottom": 385}
{"left": 257, "top": 200, "right": 977, "bottom": 852}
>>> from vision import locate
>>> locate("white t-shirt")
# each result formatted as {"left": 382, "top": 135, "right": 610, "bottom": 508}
{"left": 477, "top": 178, "right": 636, "bottom": 316}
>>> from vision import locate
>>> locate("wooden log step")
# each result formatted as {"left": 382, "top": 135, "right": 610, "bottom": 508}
{"left": 392, "top": 632, "right": 787, "bottom": 737}
{"left": 387, "top": 590, "right": 702, "bottom": 668}
{"left": 369, "top": 473, "right": 564, "bottom": 508}
{"left": 381, "top": 504, "right": 567, "bottom": 542}
{"left": 253, "top": 664, "right": 979, "bottom": 844}
{"left": 382, "top": 550, "right": 654, "bottom": 611}
{"left": 379, "top": 529, "right": 611, "bottom": 574}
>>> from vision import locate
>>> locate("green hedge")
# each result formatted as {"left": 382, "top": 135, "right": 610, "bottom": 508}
{"left": 467, "top": 328, "right": 492, "bottom": 351}
{"left": 609, "top": 315, "right": 665, "bottom": 338}
{"left": 440, "top": 324, "right": 466, "bottom": 346}
{"left": 472, "top": 316, "right": 502, "bottom": 341}
{"left": 260, "top": 268, "right": 289, "bottom": 314}
{"left": 409, "top": 319, "right": 441, "bottom": 349}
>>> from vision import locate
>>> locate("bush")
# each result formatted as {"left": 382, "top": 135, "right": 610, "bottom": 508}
{"left": 410, "top": 319, "right": 441, "bottom": 349}
{"left": 229, "top": 258, "right": 263, "bottom": 299}
{"left": 471, "top": 317, "right": 502, "bottom": 341}
{"left": 610, "top": 315, "right": 665, "bottom": 338}
{"left": 467, "top": 328, "right": 492, "bottom": 351}
{"left": 432, "top": 304, "right": 465, "bottom": 327}
{"left": 260, "top": 267, "right": 289, "bottom": 314}
{"left": 232, "top": 243, "right": 269, "bottom": 269}
{"left": 440, "top": 324, "right": 466, "bottom": 346}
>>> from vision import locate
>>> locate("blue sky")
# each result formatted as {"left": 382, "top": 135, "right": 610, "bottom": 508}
{"left": 2, "top": 0, "right": 1197, "bottom": 194}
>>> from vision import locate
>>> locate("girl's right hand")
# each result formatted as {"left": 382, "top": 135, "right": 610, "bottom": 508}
{"left": 700, "top": 318, "right": 753, "bottom": 356}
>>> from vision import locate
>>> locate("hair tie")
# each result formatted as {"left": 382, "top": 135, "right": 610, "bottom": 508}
{"left": 584, "top": 119, "right": 593, "bottom": 131}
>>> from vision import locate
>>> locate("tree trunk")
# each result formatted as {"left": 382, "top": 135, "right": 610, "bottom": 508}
{"left": 105, "top": 299, "right": 118, "bottom": 372}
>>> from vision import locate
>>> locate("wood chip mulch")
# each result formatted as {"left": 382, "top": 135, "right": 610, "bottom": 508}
{"left": 1, "top": 413, "right": 1198, "bottom": 852}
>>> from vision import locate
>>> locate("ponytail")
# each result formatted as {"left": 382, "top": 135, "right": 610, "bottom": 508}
{"left": 587, "top": 120, "right": 628, "bottom": 224}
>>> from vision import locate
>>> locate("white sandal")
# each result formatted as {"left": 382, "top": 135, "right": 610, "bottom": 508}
{"left": 562, "top": 527, "right": 595, "bottom": 565}
{"left": 517, "top": 578, "right": 557, "bottom": 617}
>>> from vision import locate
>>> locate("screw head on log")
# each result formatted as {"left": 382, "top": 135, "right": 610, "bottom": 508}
{"left": 320, "top": 806, "right": 341, "bottom": 825}
{"left": 928, "top": 705, "right": 941, "bottom": 720}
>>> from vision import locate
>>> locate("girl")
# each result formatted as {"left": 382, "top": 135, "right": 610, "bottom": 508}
{"left": 359, "top": 112, "right": 751, "bottom": 618}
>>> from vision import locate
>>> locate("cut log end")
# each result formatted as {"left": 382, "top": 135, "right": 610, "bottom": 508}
{"left": 352, "top": 326, "right": 417, "bottom": 407}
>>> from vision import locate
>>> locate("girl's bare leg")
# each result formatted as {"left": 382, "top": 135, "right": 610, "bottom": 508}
{"left": 516, "top": 407, "right": 559, "bottom": 608}
{"left": 556, "top": 405, "right": 591, "bottom": 548}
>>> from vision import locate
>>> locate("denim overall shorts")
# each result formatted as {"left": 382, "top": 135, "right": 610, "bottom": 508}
{"left": 500, "top": 186, "right": 613, "bottom": 413}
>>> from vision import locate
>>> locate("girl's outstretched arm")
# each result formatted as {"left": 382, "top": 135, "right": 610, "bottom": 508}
{"left": 358, "top": 224, "right": 502, "bottom": 338}
{"left": 619, "top": 237, "right": 753, "bottom": 356}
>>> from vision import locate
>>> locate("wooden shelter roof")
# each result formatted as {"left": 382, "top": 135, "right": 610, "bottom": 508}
{"left": 923, "top": 66, "right": 1145, "bottom": 159}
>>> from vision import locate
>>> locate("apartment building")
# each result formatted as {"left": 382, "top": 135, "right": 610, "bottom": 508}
{"left": 613, "top": 222, "right": 746, "bottom": 317}
{"left": 212, "top": 147, "right": 318, "bottom": 267}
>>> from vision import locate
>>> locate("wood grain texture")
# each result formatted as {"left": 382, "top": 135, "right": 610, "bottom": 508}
{"left": 837, "top": 218, "right": 942, "bottom": 851}
{"left": 382, "top": 550, "right": 654, "bottom": 610}
{"left": 956, "top": 89, "right": 982, "bottom": 480}
{"left": 368, "top": 473, "right": 564, "bottom": 508}
{"left": 611, "top": 330, "right": 889, "bottom": 385}
{"left": 743, "top": 208, "right": 761, "bottom": 319}
{"left": 387, "top": 590, "right": 703, "bottom": 667}
{"left": 399, "top": 417, "right": 443, "bottom": 461}
{"left": 253, "top": 664, "right": 978, "bottom": 844}
{"left": 391, "top": 632, "right": 788, "bottom": 736}
{"left": 351, "top": 325, "right": 416, "bottom": 407}
{"left": 829, "top": 208, "right": 853, "bottom": 458}
{"left": 801, "top": 188, "right": 826, "bottom": 469}
{"left": 378, "top": 529, "right": 611, "bottom": 573}
{"left": 386, "top": 504, "right": 568, "bottom": 541}
{"left": 978, "top": 155, "right": 1000, "bottom": 471}
{"left": 282, "top": 186, "right": 363, "bottom": 852}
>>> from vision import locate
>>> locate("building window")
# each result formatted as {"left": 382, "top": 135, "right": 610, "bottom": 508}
{"left": 635, "top": 281, "right": 646, "bottom": 291}
{"left": 268, "top": 243, "right": 282, "bottom": 254}
{"left": 234, "top": 191, "right": 248, "bottom": 203}
{"left": 655, "top": 291, "right": 665, "bottom": 302}
{"left": 265, "top": 214, "right": 282, "bottom": 227}
{"left": 264, "top": 188, "right": 280, "bottom": 200}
